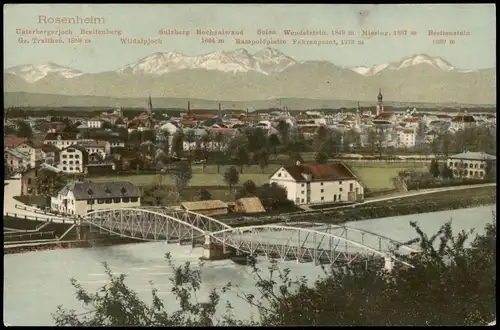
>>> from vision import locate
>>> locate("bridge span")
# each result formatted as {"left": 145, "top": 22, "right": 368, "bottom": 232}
{"left": 81, "top": 207, "right": 417, "bottom": 269}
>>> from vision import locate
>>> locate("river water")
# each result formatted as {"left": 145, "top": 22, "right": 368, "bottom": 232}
{"left": 4, "top": 205, "right": 495, "bottom": 326}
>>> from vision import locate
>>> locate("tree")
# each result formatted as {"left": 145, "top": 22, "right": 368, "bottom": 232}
{"left": 315, "top": 152, "right": 329, "bottom": 164}
{"left": 184, "top": 130, "right": 196, "bottom": 154}
{"left": 429, "top": 159, "right": 440, "bottom": 178}
{"left": 198, "top": 188, "right": 212, "bottom": 201}
{"left": 366, "top": 129, "right": 378, "bottom": 155}
{"left": 223, "top": 166, "right": 239, "bottom": 191}
{"left": 16, "top": 120, "right": 33, "bottom": 139}
{"left": 4, "top": 157, "right": 10, "bottom": 178}
{"left": 235, "top": 146, "right": 250, "bottom": 174}
{"left": 268, "top": 134, "right": 281, "bottom": 156}
{"left": 242, "top": 180, "right": 257, "bottom": 196}
{"left": 257, "top": 149, "right": 269, "bottom": 173}
{"left": 142, "top": 186, "right": 170, "bottom": 206}
{"left": 213, "top": 151, "right": 227, "bottom": 174}
{"left": 484, "top": 160, "right": 495, "bottom": 181}
{"left": 52, "top": 221, "right": 496, "bottom": 326}
{"left": 441, "top": 163, "right": 453, "bottom": 179}
{"left": 276, "top": 120, "right": 290, "bottom": 149}
{"left": 171, "top": 162, "right": 192, "bottom": 192}
{"left": 171, "top": 131, "right": 185, "bottom": 158}
{"left": 35, "top": 169, "right": 68, "bottom": 196}
{"left": 128, "top": 131, "right": 141, "bottom": 144}
{"left": 313, "top": 125, "right": 331, "bottom": 152}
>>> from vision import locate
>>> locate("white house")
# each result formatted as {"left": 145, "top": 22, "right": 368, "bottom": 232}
{"left": 14, "top": 142, "right": 44, "bottom": 168}
{"left": 58, "top": 145, "right": 88, "bottom": 174}
{"left": 51, "top": 181, "right": 142, "bottom": 217}
{"left": 397, "top": 128, "right": 417, "bottom": 148}
{"left": 43, "top": 132, "right": 94, "bottom": 150}
{"left": 80, "top": 140, "right": 107, "bottom": 162}
{"left": 87, "top": 117, "right": 103, "bottom": 129}
{"left": 450, "top": 115, "right": 476, "bottom": 131}
{"left": 5, "top": 149, "right": 31, "bottom": 173}
{"left": 447, "top": 151, "right": 496, "bottom": 179}
{"left": 269, "top": 162, "right": 364, "bottom": 205}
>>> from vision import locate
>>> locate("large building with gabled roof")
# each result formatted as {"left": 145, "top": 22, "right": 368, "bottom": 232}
{"left": 269, "top": 162, "right": 364, "bottom": 205}
{"left": 50, "top": 181, "right": 142, "bottom": 216}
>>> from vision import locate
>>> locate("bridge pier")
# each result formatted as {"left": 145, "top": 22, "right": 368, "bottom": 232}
{"left": 202, "top": 235, "right": 232, "bottom": 260}
{"left": 384, "top": 254, "right": 394, "bottom": 271}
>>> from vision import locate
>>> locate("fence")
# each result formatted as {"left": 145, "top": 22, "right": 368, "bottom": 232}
{"left": 4, "top": 212, "right": 74, "bottom": 224}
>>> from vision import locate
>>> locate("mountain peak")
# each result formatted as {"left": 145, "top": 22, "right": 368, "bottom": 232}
{"left": 5, "top": 62, "right": 83, "bottom": 83}
{"left": 351, "top": 54, "right": 456, "bottom": 76}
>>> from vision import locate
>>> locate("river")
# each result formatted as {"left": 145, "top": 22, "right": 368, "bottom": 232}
{"left": 4, "top": 205, "right": 495, "bottom": 326}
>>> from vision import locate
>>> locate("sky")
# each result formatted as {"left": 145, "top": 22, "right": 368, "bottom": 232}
{"left": 3, "top": 4, "right": 496, "bottom": 73}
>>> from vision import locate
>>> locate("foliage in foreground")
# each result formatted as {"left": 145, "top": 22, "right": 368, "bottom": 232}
{"left": 52, "top": 219, "right": 496, "bottom": 326}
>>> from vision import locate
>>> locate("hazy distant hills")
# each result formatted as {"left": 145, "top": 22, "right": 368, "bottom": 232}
{"left": 4, "top": 92, "right": 495, "bottom": 110}
{"left": 4, "top": 48, "right": 496, "bottom": 106}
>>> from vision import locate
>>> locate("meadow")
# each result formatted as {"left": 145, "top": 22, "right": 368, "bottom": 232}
{"left": 88, "top": 162, "right": 429, "bottom": 192}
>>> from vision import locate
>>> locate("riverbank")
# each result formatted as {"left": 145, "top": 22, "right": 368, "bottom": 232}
{"left": 3, "top": 236, "right": 144, "bottom": 255}
{"left": 230, "top": 186, "right": 496, "bottom": 227}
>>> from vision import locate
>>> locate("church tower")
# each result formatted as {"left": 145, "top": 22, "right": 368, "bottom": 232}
{"left": 376, "top": 89, "right": 384, "bottom": 117}
{"left": 355, "top": 101, "right": 362, "bottom": 129}
{"left": 147, "top": 94, "right": 153, "bottom": 115}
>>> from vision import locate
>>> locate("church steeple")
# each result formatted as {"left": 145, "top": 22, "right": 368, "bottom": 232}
{"left": 376, "top": 89, "right": 384, "bottom": 117}
{"left": 147, "top": 94, "right": 153, "bottom": 115}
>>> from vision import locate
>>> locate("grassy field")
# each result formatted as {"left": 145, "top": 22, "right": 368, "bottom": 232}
{"left": 88, "top": 162, "right": 429, "bottom": 192}
{"left": 352, "top": 165, "right": 428, "bottom": 191}
{"left": 89, "top": 165, "right": 277, "bottom": 187}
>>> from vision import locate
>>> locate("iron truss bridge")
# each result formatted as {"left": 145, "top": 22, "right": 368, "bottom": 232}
{"left": 82, "top": 208, "right": 418, "bottom": 268}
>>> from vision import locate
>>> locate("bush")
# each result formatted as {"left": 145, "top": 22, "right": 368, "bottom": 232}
{"left": 52, "top": 221, "right": 497, "bottom": 326}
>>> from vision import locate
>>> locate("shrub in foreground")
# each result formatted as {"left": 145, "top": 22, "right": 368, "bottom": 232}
{"left": 52, "top": 219, "right": 496, "bottom": 326}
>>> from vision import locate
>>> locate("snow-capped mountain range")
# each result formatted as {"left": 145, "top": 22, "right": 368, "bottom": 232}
{"left": 4, "top": 48, "right": 495, "bottom": 105}
{"left": 351, "top": 54, "right": 456, "bottom": 76}
{"left": 5, "top": 62, "right": 84, "bottom": 83}
{"left": 4, "top": 48, "right": 475, "bottom": 83}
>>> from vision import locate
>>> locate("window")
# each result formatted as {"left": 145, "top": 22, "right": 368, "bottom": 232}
{"left": 87, "top": 200, "right": 94, "bottom": 205}
{"left": 301, "top": 184, "right": 304, "bottom": 187}
{"left": 27, "top": 178, "right": 32, "bottom": 184}
{"left": 321, "top": 189, "right": 324, "bottom": 193}
{"left": 105, "top": 199, "right": 112, "bottom": 204}
{"left": 113, "top": 198, "right": 121, "bottom": 203}
{"left": 75, "top": 161, "right": 80, "bottom": 164}
{"left": 339, "top": 188, "right": 343, "bottom": 192}
{"left": 69, "top": 161, "right": 73, "bottom": 164}
{"left": 130, "top": 197, "right": 138, "bottom": 202}
{"left": 321, "top": 182, "right": 324, "bottom": 186}
{"left": 62, "top": 161, "right": 67, "bottom": 165}
{"left": 475, "top": 164, "right": 478, "bottom": 168}
{"left": 122, "top": 197, "right": 130, "bottom": 203}
{"left": 338, "top": 195, "right": 341, "bottom": 201}
{"left": 349, "top": 183, "right": 354, "bottom": 191}
{"left": 63, "top": 167, "right": 67, "bottom": 171}
{"left": 301, "top": 190, "right": 304, "bottom": 194}
{"left": 278, "top": 173, "right": 282, "bottom": 177}
{"left": 339, "top": 181, "right": 342, "bottom": 185}
{"left": 62, "top": 155, "right": 67, "bottom": 159}
{"left": 469, "top": 163, "right": 473, "bottom": 168}
{"left": 98, "top": 199, "right": 104, "bottom": 204}
{"left": 480, "top": 164, "right": 485, "bottom": 169}
{"left": 69, "top": 154, "right": 74, "bottom": 158}
{"left": 301, "top": 199, "right": 304, "bottom": 203}
{"left": 75, "top": 155, "right": 80, "bottom": 159}
{"left": 69, "top": 167, "right": 73, "bottom": 171}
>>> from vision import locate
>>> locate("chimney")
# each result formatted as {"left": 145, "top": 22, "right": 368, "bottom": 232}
{"left": 187, "top": 101, "right": 191, "bottom": 115}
